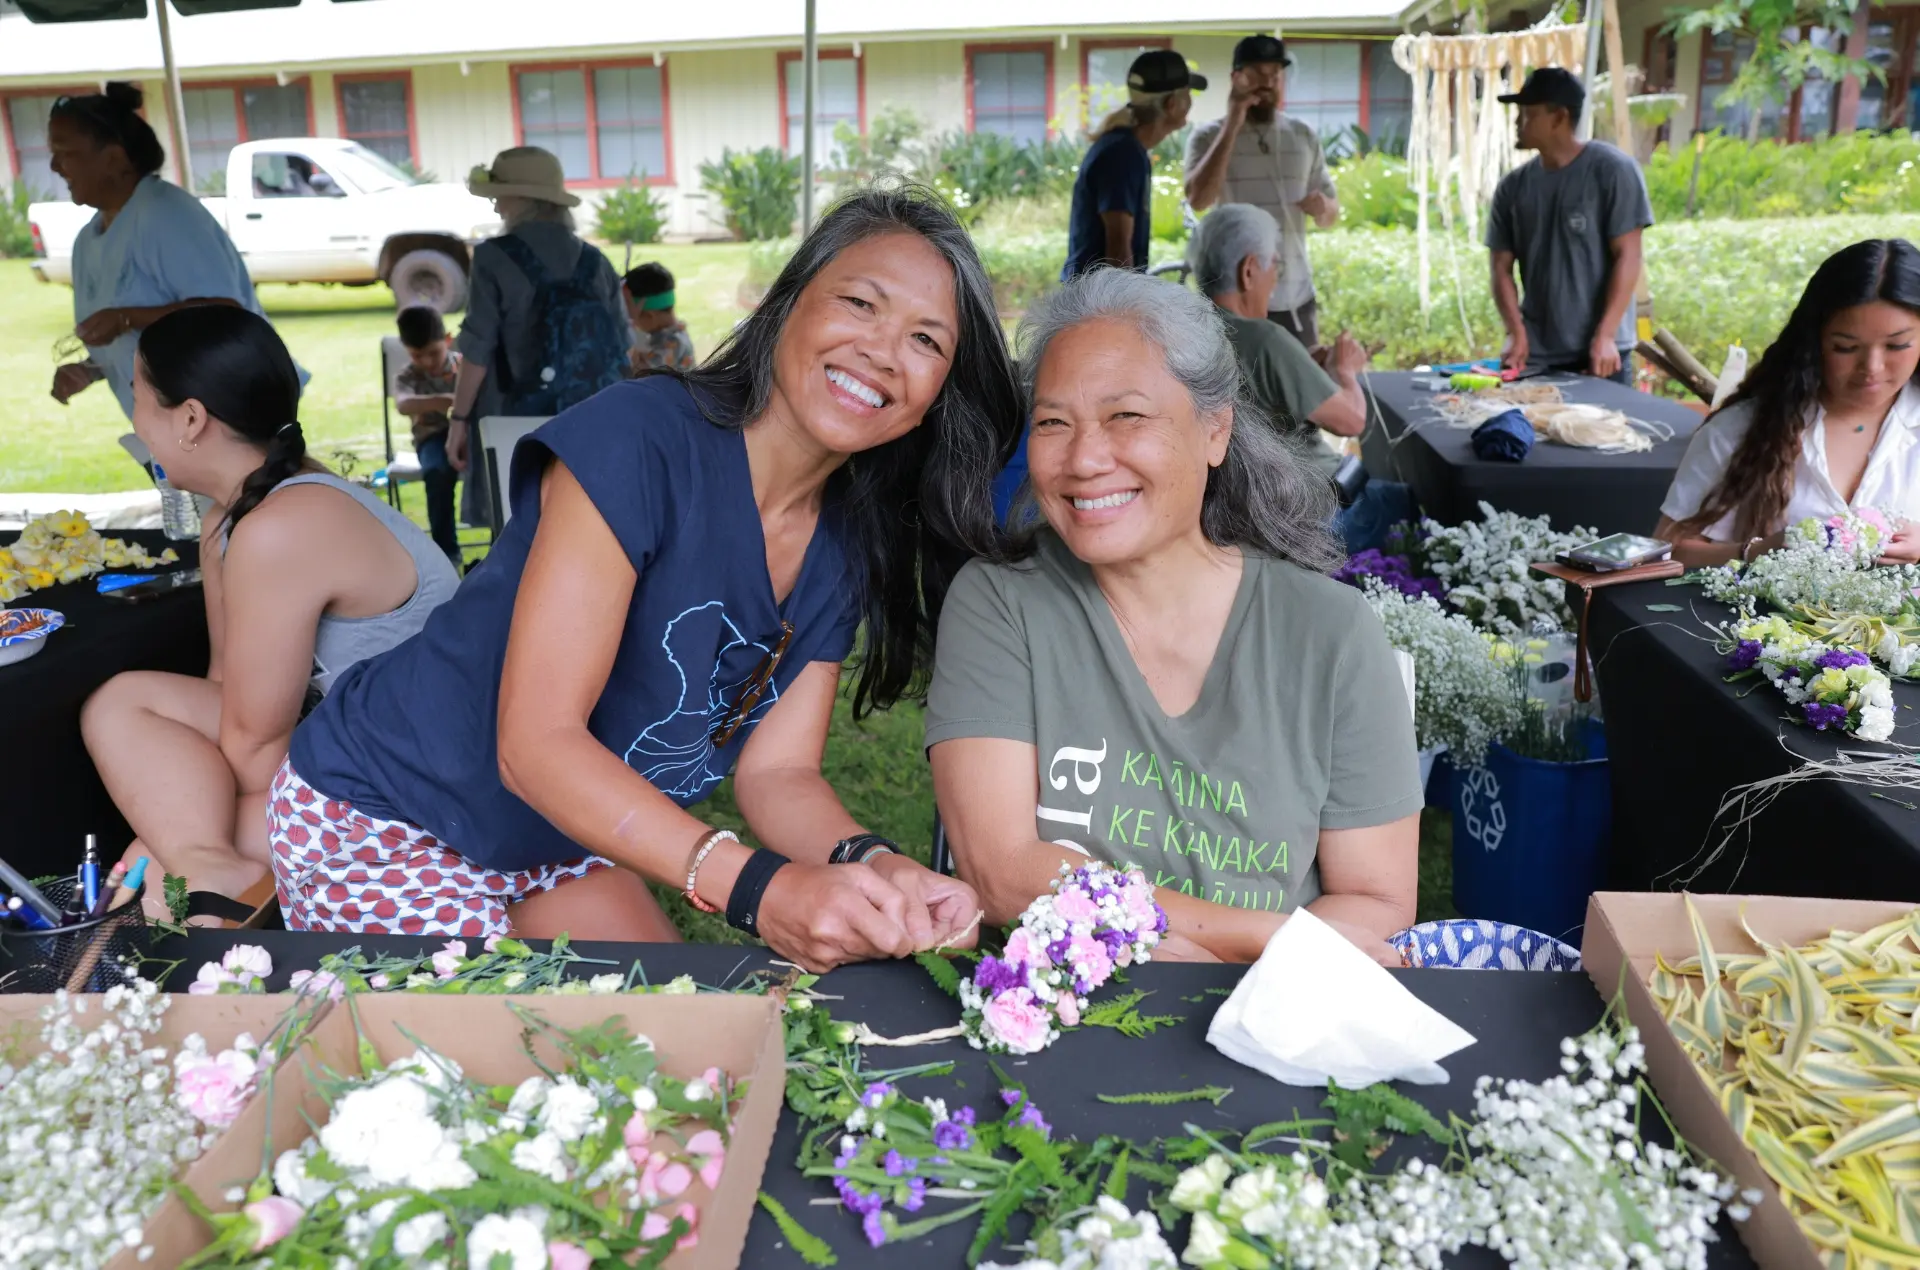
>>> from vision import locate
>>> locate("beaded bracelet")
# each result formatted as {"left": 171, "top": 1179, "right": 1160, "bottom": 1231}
{"left": 682, "top": 828, "right": 738, "bottom": 914}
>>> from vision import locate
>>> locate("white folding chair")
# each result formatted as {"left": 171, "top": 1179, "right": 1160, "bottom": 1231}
{"left": 378, "top": 336, "right": 424, "bottom": 509}
{"left": 476, "top": 415, "right": 550, "bottom": 537}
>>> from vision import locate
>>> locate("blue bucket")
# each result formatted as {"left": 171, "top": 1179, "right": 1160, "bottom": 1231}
{"left": 1449, "top": 720, "right": 1610, "bottom": 946}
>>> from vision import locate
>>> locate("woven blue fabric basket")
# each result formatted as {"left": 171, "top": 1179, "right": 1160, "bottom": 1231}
{"left": 1390, "top": 918, "right": 1582, "bottom": 971}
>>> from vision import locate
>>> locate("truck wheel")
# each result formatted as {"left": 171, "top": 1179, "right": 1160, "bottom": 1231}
{"left": 390, "top": 249, "right": 468, "bottom": 314}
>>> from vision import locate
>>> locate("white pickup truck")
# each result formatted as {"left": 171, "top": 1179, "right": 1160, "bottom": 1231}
{"left": 29, "top": 137, "right": 501, "bottom": 311}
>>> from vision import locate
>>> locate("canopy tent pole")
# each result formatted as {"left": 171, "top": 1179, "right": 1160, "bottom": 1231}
{"left": 1578, "top": 0, "right": 1601, "bottom": 141}
{"left": 153, "top": 0, "right": 194, "bottom": 191}
{"left": 800, "top": 0, "right": 817, "bottom": 232}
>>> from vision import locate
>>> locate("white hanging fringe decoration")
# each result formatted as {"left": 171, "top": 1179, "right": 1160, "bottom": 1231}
{"left": 1392, "top": 21, "right": 1590, "bottom": 327}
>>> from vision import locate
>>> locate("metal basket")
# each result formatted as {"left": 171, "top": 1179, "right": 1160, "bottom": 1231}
{"left": 0, "top": 879, "right": 149, "bottom": 994}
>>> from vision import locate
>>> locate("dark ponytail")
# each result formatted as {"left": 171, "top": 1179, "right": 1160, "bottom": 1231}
{"left": 138, "top": 306, "right": 305, "bottom": 530}
{"left": 50, "top": 82, "right": 166, "bottom": 179}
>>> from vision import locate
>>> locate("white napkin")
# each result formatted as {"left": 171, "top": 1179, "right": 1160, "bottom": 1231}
{"left": 1207, "top": 908, "right": 1477, "bottom": 1086}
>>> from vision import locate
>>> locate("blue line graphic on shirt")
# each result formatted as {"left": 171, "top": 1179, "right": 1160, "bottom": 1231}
{"left": 1036, "top": 737, "right": 1287, "bottom": 912}
{"left": 622, "top": 601, "right": 778, "bottom": 800}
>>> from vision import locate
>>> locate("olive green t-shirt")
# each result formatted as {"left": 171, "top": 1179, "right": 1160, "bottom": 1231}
{"left": 925, "top": 532, "right": 1423, "bottom": 914}
{"left": 1220, "top": 308, "right": 1343, "bottom": 475}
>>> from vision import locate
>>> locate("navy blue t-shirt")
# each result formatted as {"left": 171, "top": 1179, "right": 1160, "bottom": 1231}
{"left": 290, "top": 376, "right": 861, "bottom": 873}
{"left": 1062, "top": 129, "right": 1152, "bottom": 280}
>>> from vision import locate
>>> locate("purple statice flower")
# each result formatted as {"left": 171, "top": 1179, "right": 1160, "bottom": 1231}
{"left": 836, "top": 1178, "right": 883, "bottom": 1216}
{"left": 1814, "top": 648, "right": 1871, "bottom": 671}
{"left": 836, "top": 1137, "right": 861, "bottom": 1167}
{"left": 954, "top": 1106, "right": 976, "bottom": 1125}
{"left": 1154, "top": 909, "right": 1170, "bottom": 935}
{"left": 971, "top": 955, "right": 1023, "bottom": 996}
{"left": 932, "top": 1118, "right": 972, "bottom": 1151}
{"left": 883, "top": 1150, "right": 911, "bottom": 1177}
{"left": 1017, "top": 1104, "right": 1052, "bottom": 1139}
{"left": 860, "top": 1081, "right": 894, "bottom": 1109}
{"left": 1804, "top": 702, "right": 1850, "bottom": 731}
{"left": 1000, "top": 1088, "right": 1023, "bottom": 1107}
{"left": 902, "top": 1177, "right": 928, "bottom": 1213}
{"left": 1046, "top": 936, "right": 1072, "bottom": 965}
{"left": 1727, "top": 640, "right": 1762, "bottom": 672}
{"left": 862, "top": 1210, "right": 887, "bottom": 1249}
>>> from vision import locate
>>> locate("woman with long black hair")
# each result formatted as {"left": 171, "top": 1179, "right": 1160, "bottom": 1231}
{"left": 279, "top": 188, "right": 1020, "bottom": 969}
{"left": 82, "top": 308, "right": 459, "bottom": 921}
{"left": 1659, "top": 238, "right": 1920, "bottom": 566}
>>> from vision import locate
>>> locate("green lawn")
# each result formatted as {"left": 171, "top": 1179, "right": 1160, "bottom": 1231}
{"left": 1, "top": 244, "right": 1459, "bottom": 942}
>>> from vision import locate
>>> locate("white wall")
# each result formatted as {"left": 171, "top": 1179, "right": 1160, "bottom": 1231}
{"left": 864, "top": 39, "right": 966, "bottom": 134}
{"left": 412, "top": 62, "right": 515, "bottom": 188}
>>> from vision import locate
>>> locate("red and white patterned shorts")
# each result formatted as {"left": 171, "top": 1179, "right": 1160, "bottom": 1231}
{"left": 266, "top": 757, "right": 612, "bottom": 937}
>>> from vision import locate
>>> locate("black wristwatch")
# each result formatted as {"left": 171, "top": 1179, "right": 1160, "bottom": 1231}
{"left": 829, "top": 834, "right": 898, "bottom": 866}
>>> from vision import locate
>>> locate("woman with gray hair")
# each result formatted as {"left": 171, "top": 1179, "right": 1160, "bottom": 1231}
{"left": 444, "top": 146, "right": 632, "bottom": 524}
{"left": 927, "top": 267, "right": 1421, "bottom": 964}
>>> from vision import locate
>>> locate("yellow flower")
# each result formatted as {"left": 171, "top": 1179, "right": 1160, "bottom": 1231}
{"left": 0, "top": 549, "right": 13, "bottom": 572}
{"left": 23, "top": 568, "right": 55, "bottom": 590}
{"left": 1813, "top": 667, "right": 1851, "bottom": 697}
{"left": 159, "top": 548, "right": 179, "bottom": 565}
{"left": 48, "top": 511, "right": 90, "bottom": 539}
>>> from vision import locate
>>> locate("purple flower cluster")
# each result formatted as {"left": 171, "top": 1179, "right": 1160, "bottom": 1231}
{"left": 1814, "top": 648, "right": 1871, "bottom": 671}
{"left": 971, "top": 955, "right": 1023, "bottom": 995}
{"left": 1334, "top": 549, "right": 1446, "bottom": 603}
{"left": 1804, "top": 702, "right": 1850, "bottom": 731}
{"left": 859, "top": 1081, "right": 894, "bottom": 1109}
{"left": 831, "top": 1174, "right": 886, "bottom": 1248}
{"left": 931, "top": 1106, "right": 974, "bottom": 1151}
{"left": 1727, "top": 639, "right": 1762, "bottom": 672}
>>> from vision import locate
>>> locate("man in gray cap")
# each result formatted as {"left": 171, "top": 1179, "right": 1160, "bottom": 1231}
{"left": 1487, "top": 67, "right": 1653, "bottom": 384}
{"left": 1184, "top": 34, "right": 1339, "bottom": 348}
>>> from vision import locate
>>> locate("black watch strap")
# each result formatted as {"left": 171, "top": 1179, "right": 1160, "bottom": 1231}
{"left": 829, "top": 834, "right": 897, "bottom": 865}
{"left": 725, "top": 848, "right": 790, "bottom": 937}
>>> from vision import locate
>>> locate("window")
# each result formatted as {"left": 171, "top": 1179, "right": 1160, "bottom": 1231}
{"left": 1081, "top": 39, "right": 1169, "bottom": 125}
{"left": 1282, "top": 41, "right": 1364, "bottom": 142}
{"left": 513, "top": 61, "right": 672, "bottom": 186}
{"left": 1698, "top": 32, "right": 1787, "bottom": 137}
{"left": 968, "top": 45, "right": 1051, "bottom": 142}
{"left": 251, "top": 152, "right": 343, "bottom": 198}
{"left": 3, "top": 92, "right": 64, "bottom": 197}
{"left": 780, "top": 51, "right": 861, "bottom": 163}
{"left": 1854, "top": 15, "right": 1901, "bottom": 129}
{"left": 337, "top": 75, "right": 412, "bottom": 167}
{"left": 182, "top": 80, "right": 310, "bottom": 192}
{"left": 1364, "top": 43, "right": 1413, "bottom": 152}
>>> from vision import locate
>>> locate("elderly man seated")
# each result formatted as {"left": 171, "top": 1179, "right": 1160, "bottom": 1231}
{"left": 1189, "top": 203, "right": 1413, "bottom": 553}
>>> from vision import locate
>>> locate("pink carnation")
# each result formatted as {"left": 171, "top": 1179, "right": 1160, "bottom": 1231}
{"left": 1056, "top": 994, "right": 1081, "bottom": 1027}
{"left": 1067, "top": 934, "right": 1114, "bottom": 987}
{"left": 187, "top": 962, "right": 230, "bottom": 995}
{"left": 287, "top": 969, "right": 345, "bottom": 1002}
{"left": 1003, "top": 927, "right": 1047, "bottom": 970}
{"left": 244, "top": 1195, "right": 302, "bottom": 1251}
{"left": 430, "top": 939, "right": 467, "bottom": 980}
{"left": 981, "top": 987, "right": 1053, "bottom": 1054}
{"left": 641, "top": 1203, "right": 700, "bottom": 1250}
{"left": 687, "top": 1127, "right": 727, "bottom": 1190}
{"left": 1051, "top": 886, "right": 1096, "bottom": 925}
{"left": 175, "top": 1045, "right": 259, "bottom": 1128}
{"left": 641, "top": 1154, "right": 693, "bottom": 1201}
{"left": 547, "top": 1243, "right": 591, "bottom": 1270}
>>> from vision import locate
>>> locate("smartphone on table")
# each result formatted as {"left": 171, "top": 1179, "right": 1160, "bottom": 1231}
{"left": 1555, "top": 534, "right": 1671, "bottom": 573}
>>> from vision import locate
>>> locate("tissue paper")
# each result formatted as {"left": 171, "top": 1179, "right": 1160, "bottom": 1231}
{"left": 1207, "top": 909, "right": 1476, "bottom": 1087}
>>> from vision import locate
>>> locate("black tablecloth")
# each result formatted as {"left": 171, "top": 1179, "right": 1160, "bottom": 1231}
{"left": 144, "top": 931, "right": 1758, "bottom": 1270}
{"left": 3, "top": 529, "right": 207, "bottom": 879}
{"left": 1359, "top": 371, "right": 1705, "bottom": 531}
{"left": 1588, "top": 579, "right": 1920, "bottom": 900}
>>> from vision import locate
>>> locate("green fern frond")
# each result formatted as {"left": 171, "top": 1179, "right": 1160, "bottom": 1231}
{"left": 757, "top": 1192, "right": 837, "bottom": 1266}
{"left": 914, "top": 951, "right": 965, "bottom": 998}
{"left": 1095, "top": 1085, "right": 1232, "bottom": 1108}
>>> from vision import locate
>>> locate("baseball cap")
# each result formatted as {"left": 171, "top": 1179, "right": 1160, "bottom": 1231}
{"left": 1497, "top": 67, "right": 1586, "bottom": 116}
{"left": 1232, "top": 34, "right": 1293, "bottom": 70}
{"left": 1128, "top": 49, "right": 1208, "bottom": 94}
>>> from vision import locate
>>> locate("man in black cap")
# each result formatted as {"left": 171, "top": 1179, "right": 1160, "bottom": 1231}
{"left": 1061, "top": 49, "right": 1204, "bottom": 279}
{"left": 1487, "top": 67, "right": 1653, "bottom": 384}
{"left": 1184, "top": 34, "right": 1339, "bottom": 347}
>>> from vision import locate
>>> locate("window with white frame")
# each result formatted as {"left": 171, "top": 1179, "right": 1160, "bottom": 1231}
{"left": 1282, "top": 42, "right": 1363, "bottom": 141}
{"left": 517, "top": 69, "right": 591, "bottom": 181}
{"left": 339, "top": 77, "right": 411, "bottom": 166}
{"left": 1084, "top": 43, "right": 1163, "bottom": 122}
{"left": 4, "top": 93, "right": 60, "bottom": 196}
{"left": 784, "top": 55, "right": 859, "bottom": 164}
{"left": 971, "top": 48, "right": 1050, "bottom": 143}
{"left": 594, "top": 65, "right": 666, "bottom": 182}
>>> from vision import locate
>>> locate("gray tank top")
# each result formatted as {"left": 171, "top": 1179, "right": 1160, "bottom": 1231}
{"left": 224, "top": 472, "right": 461, "bottom": 698}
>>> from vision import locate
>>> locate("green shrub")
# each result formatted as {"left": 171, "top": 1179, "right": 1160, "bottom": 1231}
{"left": 594, "top": 180, "right": 669, "bottom": 246}
{"left": 923, "top": 130, "right": 1081, "bottom": 222}
{"left": 699, "top": 147, "right": 801, "bottom": 241}
{"left": 1645, "top": 129, "right": 1920, "bottom": 221}
{"left": 0, "top": 184, "right": 34, "bottom": 259}
{"left": 830, "top": 105, "right": 929, "bottom": 199}
{"left": 1333, "top": 151, "right": 1418, "bottom": 230}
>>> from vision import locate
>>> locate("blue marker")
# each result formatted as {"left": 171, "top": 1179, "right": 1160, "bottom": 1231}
{"left": 80, "top": 835, "right": 102, "bottom": 914}
{"left": 5, "top": 896, "right": 55, "bottom": 931}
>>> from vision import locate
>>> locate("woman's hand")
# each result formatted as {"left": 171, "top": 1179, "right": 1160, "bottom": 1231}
{"left": 867, "top": 853, "right": 981, "bottom": 952}
{"left": 1879, "top": 522, "right": 1920, "bottom": 564}
{"left": 76, "top": 308, "right": 132, "bottom": 346}
{"left": 1324, "top": 916, "right": 1408, "bottom": 968}
{"left": 51, "top": 363, "right": 99, "bottom": 404}
{"left": 755, "top": 862, "right": 919, "bottom": 972}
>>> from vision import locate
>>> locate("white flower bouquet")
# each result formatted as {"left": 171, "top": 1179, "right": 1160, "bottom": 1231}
{"left": 1406, "top": 503, "right": 1595, "bottom": 637}
{"left": 183, "top": 1001, "right": 741, "bottom": 1268}
{"left": 1363, "top": 581, "right": 1524, "bottom": 766}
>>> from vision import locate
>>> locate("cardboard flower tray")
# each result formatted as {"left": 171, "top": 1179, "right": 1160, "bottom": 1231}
{"left": 130, "top": 992, "right": 786, "bottom": 1270}
{"left": 1582, "top": 891, "right": 1920, "bottom": 1270}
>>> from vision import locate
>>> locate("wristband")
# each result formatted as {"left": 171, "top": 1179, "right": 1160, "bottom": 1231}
{"left": 682, "top": 829, "right": 737, "bottom": 914}
{"left": 829, "top": 833, "right": 897, "bottom": 865}
{"left": 724, "top": 848, "right": 790, "bottom": 937}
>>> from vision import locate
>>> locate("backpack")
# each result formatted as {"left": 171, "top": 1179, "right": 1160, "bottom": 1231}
{"left": 490, "top": 233, "right": 628, "bottom": 415}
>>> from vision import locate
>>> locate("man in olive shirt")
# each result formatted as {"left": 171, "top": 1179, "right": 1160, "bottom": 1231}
{"left": 1190, "top": 204, "right": 1412, "bottom": 552}
{"left": 1185, "top": 34, "right": 1340, "bottom": 347}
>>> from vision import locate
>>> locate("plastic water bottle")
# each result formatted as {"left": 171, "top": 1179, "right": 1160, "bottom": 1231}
{"left": 152, "top": 462, "right": 201, "bottom": 541}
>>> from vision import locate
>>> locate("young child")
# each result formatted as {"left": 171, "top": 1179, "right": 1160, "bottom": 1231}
{"left": 393, "top": 305, "right": 462, "bottom": 565}
{"left": 623, "top": 262, "right": 697, "bottom": 374}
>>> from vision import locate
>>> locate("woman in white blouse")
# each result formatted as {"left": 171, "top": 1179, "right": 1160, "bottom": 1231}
{"left": 1658, "top": 238, "right": 1920, "bottom": 567}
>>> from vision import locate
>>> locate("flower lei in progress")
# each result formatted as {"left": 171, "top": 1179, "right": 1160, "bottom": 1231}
{"left": 1721, "top": 611, "right": 1897, "bottom": 742}
{"left": 958, "top": 863, "right": 1167, "bottom": 1056}
{"left": 191, "top": 1005, "right": 735, "bottom": 1267}
{"left": 0, "top": 509, "right": 177, "bottom": 602}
